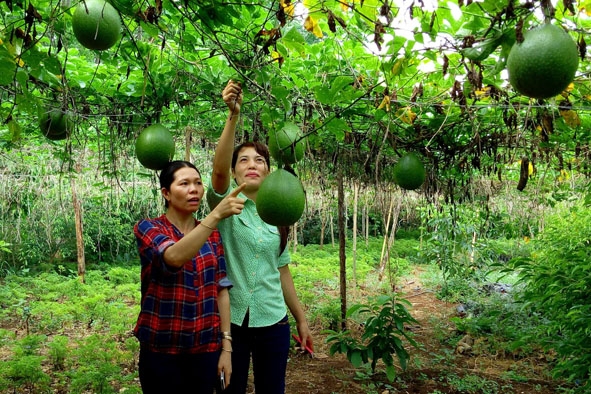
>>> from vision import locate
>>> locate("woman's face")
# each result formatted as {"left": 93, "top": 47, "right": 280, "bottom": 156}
{"left": 232, "top": 146, "right": 270, "bottom": 192}
{"left": 162, "top": 167, "right": 204, "bottom": 213}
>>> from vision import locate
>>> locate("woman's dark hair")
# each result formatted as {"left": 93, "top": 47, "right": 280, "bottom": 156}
{"left": 278, "top": 226, "right": 289, "bottom": 255}
{"left": 159, "top": 161, "right": 200, "bottom": 208}
{"left": 231, "top": 142, "right": 288, "bottom": 254}
{"left": 231, "top": 141, "right": 271, "bottom": 170}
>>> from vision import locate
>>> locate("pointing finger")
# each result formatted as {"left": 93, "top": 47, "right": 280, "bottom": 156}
{"left": 229, "top": 183, "right": 246, "bottom": 197}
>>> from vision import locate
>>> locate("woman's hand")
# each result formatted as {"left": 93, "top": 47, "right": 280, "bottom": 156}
{"left": 223, "top": 80, "right": 243, "bottom": 115}
{"left": 218, "top": 350, "right": 232, "bottom": 388}
{"left": 211, "top": 183, "right": 246, "bottom": 220}
{"left": 296, "top": 321, "right": 314, "bottom": 355}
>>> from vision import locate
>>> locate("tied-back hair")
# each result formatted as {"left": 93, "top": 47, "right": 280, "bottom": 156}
{"left": 159, "top": 160, "right": 200, "bottom": 208}
{"left": 278, "top": 226, "right": 289, "bottom": 255}
{"left": 231, "top": 141, "right": 289, "bottom": 255}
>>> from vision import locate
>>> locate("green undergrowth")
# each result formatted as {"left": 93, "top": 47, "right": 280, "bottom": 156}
{"left": 0, "top": 236, "right": 422, "bottom": 393}
{"left": 0, "top": 264, "right": 142, "bottom": 393}
{"left": 0, "top": 225, "right": 583, "bottom": 393}
{"left": 290, "top": 237, "right": 418, "bottom": 329}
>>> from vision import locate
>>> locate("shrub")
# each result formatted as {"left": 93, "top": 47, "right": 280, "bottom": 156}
{"left": 325, "top": 294, "right": 419, "bottom": 381}
{"left": 508, "top": 202, "right": 591, "bottom": 385}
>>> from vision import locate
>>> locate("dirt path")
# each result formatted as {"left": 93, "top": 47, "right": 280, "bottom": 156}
{"left": 283, "top": 267, "right": 565, "bottom": 394}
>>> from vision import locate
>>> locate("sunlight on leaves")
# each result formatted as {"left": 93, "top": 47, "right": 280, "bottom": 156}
{"left": 391, "top": 58, "right": 405, "bottom": 76}
{"left": 557, "top": 169, "right": 570, "bottom": 182}
{"left": 377, "top": 95, "right": 390, "bottom": 112}
{"left": 396, "top": 106, "right": 416, "bottom": 124}
{"left": 304, "top": 15, "right": 323, "bottom": 38}
{"left": 579, "top": 0, "right": 591, "bottom": 15}
{"left": 560, "top": 109, "right": 581, "bottom": 128}
{"left": 281, "top": 0, "right": 295, "bottom": 17}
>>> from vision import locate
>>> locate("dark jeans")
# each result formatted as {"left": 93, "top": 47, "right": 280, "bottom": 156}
{"left": 226, "top": 315, "right": 290, "bottom": 394}
{"left": 139, "top": 347, "right": 219, "bottom": 394}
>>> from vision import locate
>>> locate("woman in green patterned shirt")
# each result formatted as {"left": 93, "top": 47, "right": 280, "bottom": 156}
{"left": 207, "top": 80, "right": 314, "bottom": 394}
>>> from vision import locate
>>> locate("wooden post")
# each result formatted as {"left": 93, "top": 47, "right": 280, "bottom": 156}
{"left": 318, "top": 193, "right": 326, "bottom": 249}
{"left": 337, "top": 168, "right": 347, "bottom": 331}
{"left": 291, "top": 222, "right": 298, "bottom": 253}
{"left": 71, "top": 167, "right": 85, "bottom": 283}
{"left": 352, "top": 181, "right": 359, "bottom": 287}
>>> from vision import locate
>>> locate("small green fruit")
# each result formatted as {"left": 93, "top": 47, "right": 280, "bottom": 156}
{"left": 135, "top": 124, "right": 175, "bottom": 170}
{"left": 393, "top": 153, "right": 425, "bottom": 191}
{"left": 256, "top": 169, "right": 306, "bottom": 226}
{"left": 72, "top": 0, "right": 122, "bottom": 51}
{"left": 39, "top": 109, "right": 72, "bottom": 141}
{"left": 268, "top": 122, "right": 306, "bottom": 165}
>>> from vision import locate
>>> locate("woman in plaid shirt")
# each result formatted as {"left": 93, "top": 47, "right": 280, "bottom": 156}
{"left": 134, "top": 160, "right": 246, "bottom": 393}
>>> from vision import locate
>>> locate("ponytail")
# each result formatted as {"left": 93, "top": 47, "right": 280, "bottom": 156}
{"left": 278, "top": 226, "right": 289, "bottom": 255}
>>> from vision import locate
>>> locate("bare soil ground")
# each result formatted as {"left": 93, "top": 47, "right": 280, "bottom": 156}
{"left": 282, "top": 267, "right": 567, "bottom": 394}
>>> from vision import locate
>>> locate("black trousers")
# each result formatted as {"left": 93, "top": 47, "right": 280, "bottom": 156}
{"left": 139, "top": 347, "right": 219, "bottom": 394}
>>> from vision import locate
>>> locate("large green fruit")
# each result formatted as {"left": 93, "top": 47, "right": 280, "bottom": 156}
{"left": 268, "top": 122, "right": 305, "bottom": 165}
{"left": 135, "top": 124, "right": 175, "bottom": 170}
{"left": 72, "top": 0, "right": 122, "bottom": 51}
{"left": 39, "top": 109, "right": 72, "bottom": 141}
{"left": 507, "top": 24, "right": 579, "bottom": 99}
{"left": 393, "top": 153, "right": 425, "bottom": 191}
{"left": 256, "top": 169, "right": 306, "bottom": 226}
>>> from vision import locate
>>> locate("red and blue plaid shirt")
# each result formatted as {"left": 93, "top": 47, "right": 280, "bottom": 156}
{"left": 133, "top": 215, "right": 232, "bottom": 354}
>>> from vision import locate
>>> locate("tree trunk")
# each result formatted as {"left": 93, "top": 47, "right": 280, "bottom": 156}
{"left": 319, "top": 211, "right": 326, "bottom": 249}
{"left": 365, "top": 191, "right": 371, "bottom": 244}
{"left": 337, "top": 168, "right": 347, "bottom": 330}
{"left": 291, "top": 222, "right": 299, "bottom": 253}
{"left": 378, "top": 194, "right": 402, "bottom": 282}
{"left": 379, "top": 195, "right": 394, "bottom": 277}
{"left": 363, "top": 202, "right": 369, "bottom": 247}
{"left": 71, "top": 174, "right": 86, "bottom": 284}
{"left": 352, "top": 181, "right": 359, "bottom": 287}
{"left": 184, "top": 126, "right": 194, "bottom": 161}
{"left": 329, "top": 213, "right": 335, "bottom": 247}
{"left": 361, "top": 204, "right": 366, "bottom": 243}
{"left": 319, "top": 194, "right": 326, "bottom": 248}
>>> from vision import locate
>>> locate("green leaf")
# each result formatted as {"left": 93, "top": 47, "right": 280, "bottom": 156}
{"left": 313, "top": 85, "right": 332, "bottom": 105}
{"left": 0, "top": 58, "right": 14, "bottom": 85}
{"left": 386, "top": 365, "right": 396, "bottom": 381}
{"left": 346, "top": 303, "right": 364, "bottom": 317}
{"left": 349, "top": 350, "right": 363, "bottom": 367}
{"left": 282, "top": 27, "right": 307, "bottom": 55}
{"left": 324, "top": 118, "right": 348, "bottom": 142}
{"left": 461, "top": 35, "right": 501, "bottom": 62}
{"left": 329, "top": 76, "right": 354, "bottom": 95}
{"left": 43, "top": 56, "right": 62, "bottom": 76}
{"left": 271, "top": 84, "right": 291, "bottom": 113}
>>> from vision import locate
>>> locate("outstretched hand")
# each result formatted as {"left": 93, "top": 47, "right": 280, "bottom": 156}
{"left": 223, "top": 80, "right": 243, "bottom": 115}
{"left": 214, "top": 183, "right": 246, "bottom": 219}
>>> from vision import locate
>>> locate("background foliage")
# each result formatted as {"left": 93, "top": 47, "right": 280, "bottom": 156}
{"left": 2, "top": 0, "right": 591, "bottom": 393}
{"left": 3, "top": 0, "right": 591, "bottom": 193}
